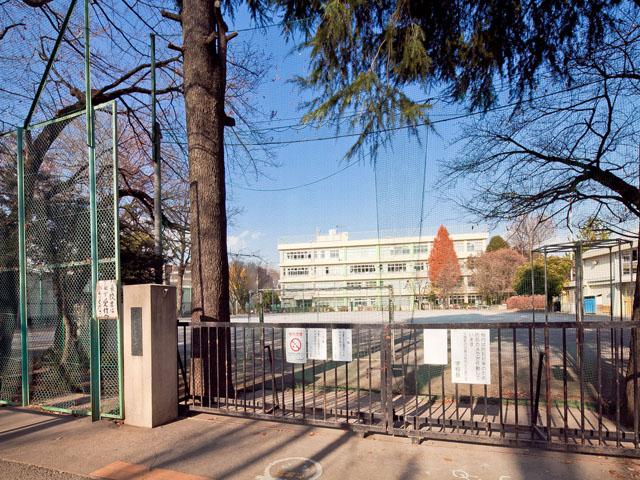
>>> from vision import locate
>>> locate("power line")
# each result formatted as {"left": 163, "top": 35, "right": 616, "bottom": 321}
{"left": 221, "top": 78, "right": 603, "bottom": 146}
{"left": 235, "top": 159, "right": 359, "bottom": 192}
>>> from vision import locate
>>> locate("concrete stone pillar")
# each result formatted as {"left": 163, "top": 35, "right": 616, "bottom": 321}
{"left": 123, "top": 284, "right": 177, "bottom": 427}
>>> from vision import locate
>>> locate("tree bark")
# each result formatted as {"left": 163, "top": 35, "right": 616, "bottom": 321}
{"left": 182, "top": 0, "right": 233, "bottom": 399}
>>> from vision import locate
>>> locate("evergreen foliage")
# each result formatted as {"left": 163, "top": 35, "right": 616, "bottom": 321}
{"left": 486, "top": 235, "right": 509, "bottom": 252}
{"left": 276, "top": 0, "right": 621, "bottom": 158}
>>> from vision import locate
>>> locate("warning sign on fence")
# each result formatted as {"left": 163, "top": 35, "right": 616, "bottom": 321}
{"left": 285, "top": 328, "right": 307, "bottom": 363}
{"left": 307, "top": 328, "right": 327, "bottom": 360}
{"left": 450, "top": 329, "right": 491, "bottom": 385}
{"left": 96, "top": 279, "right": 117, "bottom": 319}
{"left": 423, "top": 329, "right": 448, "bottom": 365}
{"left": 331, "top": 329, "right": 352, "bottom": 362}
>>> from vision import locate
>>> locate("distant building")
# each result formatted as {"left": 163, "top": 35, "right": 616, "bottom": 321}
{"left": 278, "top": 229, "right": 489, "bottom": 311}
{"left": 562, "top": 240, "right": 636, "bottom": 318}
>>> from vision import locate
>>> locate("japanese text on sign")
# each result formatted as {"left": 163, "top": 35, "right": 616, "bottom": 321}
{"left": 307, "top": 328, "right": 327, "bottom": 360}
{"left": 450, "top": 329, "right": 491, "bottom": 384}
{"left": 331, "top": 329, "right": 352, "bottom": 362}
{"left": 285, "top": 328, "right": 307, "bottom": 363}
{"left": 96, "top": 280, "right": 117, "bottom": 319}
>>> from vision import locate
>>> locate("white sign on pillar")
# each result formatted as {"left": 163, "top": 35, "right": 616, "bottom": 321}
{"left": 450, "top": 329, "right": 491, "bottom": 384}
{"left": 423, "top": 329, "right": 448, "bottom": 365}
{"left": 307, "top": 328, "right": 327, "bottom": 360}
{"left": 96, "top": 279, "right": 118, "bottom": 319}
{"left": 331, "top": 329, "right": 352, "bottom": 362}
{"left": 285, "top": 328, "right": 307, "bottom": 364}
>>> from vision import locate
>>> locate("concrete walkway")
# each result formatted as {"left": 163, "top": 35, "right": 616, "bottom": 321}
{"left": 1, "top": 406, "right": 639, "bottom": 480}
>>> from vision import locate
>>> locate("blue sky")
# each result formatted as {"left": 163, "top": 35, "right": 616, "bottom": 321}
{"left": 223, "top": 13, "right": 493, "bottom": 266}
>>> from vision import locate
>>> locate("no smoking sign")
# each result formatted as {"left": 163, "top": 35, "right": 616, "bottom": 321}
{"left": 285, "top": 328, "right": 307, "bottom": 363}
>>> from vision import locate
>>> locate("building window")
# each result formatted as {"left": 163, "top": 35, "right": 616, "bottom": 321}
{"left": 413, "top": 244, "right": 429, "bottom": 255}
{"left": 325, "top": 266, "right": 329, "bottom": 275}
{"left": 347, "top": 247, "right": 376, "bottom": 258}
{"left": 349, "top": 264, "right": 376, "bottom": 274}
{"left": 286, "top": 267, "right": 309, "bottom": 276}
{"left": 467, "top": 240, "right": 483, "bottom": 253}
{"left": 454, "top": 242, "right": 464, "bottom": 255}
{"left": 347, "top": 281, "right": 362, "bottom": 288}
{"left": 286, "top": 251, "right": 312, "bottom": 260}
{"left": 315, "top": 250, "right": 325, "bottom": 260}
{"left": 450, "top": 295, "right": 465, "bottom": 305}
{"left": 413, "top": 262, "right": 425, "bottom": 271}
{"left": 387, "top": 263, "right": 407, "bottom": 272}
{"left": 329, "top": 249, "right": 340, "bottom": 259}
{"left": 390, "top": 245, "right": 411, "bottom": 256}
{"left": 365, "top": 280, "right": 378, "bottom": 287}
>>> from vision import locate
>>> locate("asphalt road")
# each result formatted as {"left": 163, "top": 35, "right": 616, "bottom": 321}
{"left": 0, "top": 459, "right": 89, "bottom": 480}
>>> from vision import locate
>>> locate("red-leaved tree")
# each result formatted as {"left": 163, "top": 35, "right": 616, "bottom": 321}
{"left": 428, "top": 225, "right": 461, "bottom": 306}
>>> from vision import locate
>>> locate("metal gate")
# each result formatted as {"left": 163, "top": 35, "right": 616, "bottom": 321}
{"left": 184, "top": 320, "right": 640, "bottom": 457}
{"left": 0, "top": 101, "right": 122, "bottom": 419}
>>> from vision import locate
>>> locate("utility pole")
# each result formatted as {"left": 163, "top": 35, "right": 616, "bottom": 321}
{"left": 151, "top": 33, "right": 163, "bottom": 283}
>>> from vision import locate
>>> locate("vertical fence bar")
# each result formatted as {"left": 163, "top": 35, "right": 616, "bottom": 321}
{"left": 16, "top": 127, "right": 29, "bottom": 407}
{"left": 498, "top": 328, "right": 503, "bottom": 437}
{"left": 562, "top": 328, "right": 568, "bottom": 444}
{"left": 84, "top": 0, "right": 101, "bottom": 422}
{"left": 513, "top": 328, "right": 519, "bottom": 443}
{"left": 597, "top": 327, "right": 602, "bottom": 445}
{"left": 112, "top": 101, "right": 124, "bottom": 418}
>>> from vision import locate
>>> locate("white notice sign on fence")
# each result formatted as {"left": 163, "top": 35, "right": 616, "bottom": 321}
{"left": 96, "top": 279, "right": 117, "bottom": 319}
{"left": 450, "top": 329, "right": 491, "bottom": 384}
{"left": 307, "top": 328, "right": 327, "bottom": 360}
{"left": 423, "top": 329, "right": 448, "bottom": 365}
{"left": 332, "top": 329, "right": 352, "bottom": 362}
{"left": 285, "top": 328, "right": 307, "bottom": 363}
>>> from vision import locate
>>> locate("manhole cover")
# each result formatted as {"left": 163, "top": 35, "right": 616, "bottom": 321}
{"left": 257, "top": 457, "right": 323, "bottom": 480}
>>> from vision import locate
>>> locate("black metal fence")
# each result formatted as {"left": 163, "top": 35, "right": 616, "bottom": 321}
{"left": 179, "top": 320, "right": 639, "bottom": 456}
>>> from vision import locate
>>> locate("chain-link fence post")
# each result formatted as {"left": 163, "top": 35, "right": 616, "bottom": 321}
{"left": 16, "top": 126, "right": 29, "bottom": 407}
{"left": 84, "top": 0, "right": 101, "bottom": 422}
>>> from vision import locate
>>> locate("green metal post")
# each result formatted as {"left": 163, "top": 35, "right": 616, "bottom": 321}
{"left": 112, "top": 101, "right": 124, "bottom": 419}
{"left": 16, "top": 127, "right": 29, "bottom": 406}
{"left": 23, "top": 0, "right": 78, "bottom": 128}
{"left": 84, "top": 0, "right": 101, "bottom": 422}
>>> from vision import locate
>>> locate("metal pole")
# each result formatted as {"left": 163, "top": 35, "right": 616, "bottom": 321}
{"left": 610, "top": 247, "right": 614, "bottom": 321}
{"left": 576, "top": 242, "right": 583, "bottom": 323}
{"left": 112, "top": 101, "right": 124, "bottom": 419}
{"left": 84, "top": 0, "right": 101, "bottom": 422}
{"left": 23, "top": 0, "right": 78, "bottom": 128}
{"left": 151, "top": 33, "right": 162, "bottom": 284}
{"left": 544, "top": 250, "right": 549, "bottom": 325}
{"left": 530, "top": 249, "right": 536, "bottom": 326}
{"left": 16, "top": 127, "right": 29, "bottom": 406}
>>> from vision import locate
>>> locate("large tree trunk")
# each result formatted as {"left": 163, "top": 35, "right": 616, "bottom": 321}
{"left": 182, "top": 0, "right": 233, "bottom": 400}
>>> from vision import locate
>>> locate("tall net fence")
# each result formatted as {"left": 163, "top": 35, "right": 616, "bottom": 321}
{"left": 0, "top": 131, "right": 22, "bottom": 404}
{"left": 0, "top": 103, "right": 121, "bottom": 416}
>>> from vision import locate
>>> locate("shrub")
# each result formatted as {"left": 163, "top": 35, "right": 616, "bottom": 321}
{"left": 506, "top": 295, "right": 545, "bottom": 310}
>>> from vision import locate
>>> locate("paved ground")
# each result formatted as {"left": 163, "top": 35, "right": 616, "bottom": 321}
{"left": 1, "top": 406, "right": 640, "bottom": 479}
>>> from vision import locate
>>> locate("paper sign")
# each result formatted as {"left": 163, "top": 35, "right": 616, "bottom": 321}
{"left": 423, "top": 329, "right": 448, "bottom": 365}
{"left": 96, "top": 279, "right": 118, "bottom": 319}
{"left": 308, "top": 328, "right": 327, "bottom": 360}
{"left": 450, "top": 329, "right": 491, "bottom": 384}
{"left": 332, "top": 329, "right": 352, "bottom": 362}
{"left": 285, "top": 328, "right": 307, "bottom": 363}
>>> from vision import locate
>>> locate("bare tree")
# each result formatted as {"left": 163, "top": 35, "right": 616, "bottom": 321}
{"left": 507, "top": 214, "right": 556, "bottom": 255}
{"left": 444, "top": 10, "right": 640, "bottom": 422}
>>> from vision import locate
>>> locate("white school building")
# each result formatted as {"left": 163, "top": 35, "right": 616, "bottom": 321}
{"left": 278, "top": 229, "right": 488, "bottom": 311}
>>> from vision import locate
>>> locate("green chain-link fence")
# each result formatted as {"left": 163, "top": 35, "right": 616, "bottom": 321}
{"left": 0, "top": 102, "right": 122, "bottom": 418}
